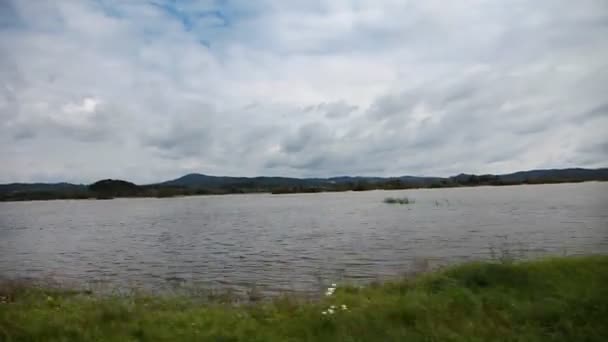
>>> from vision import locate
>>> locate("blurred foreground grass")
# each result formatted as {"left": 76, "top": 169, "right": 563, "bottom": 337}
{"left": 1, "top": 255, "right": 607, "bottom": 341}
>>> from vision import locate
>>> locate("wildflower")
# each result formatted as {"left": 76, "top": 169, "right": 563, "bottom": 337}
{"left": 321, "top": 311, "right": 327, "bottom": 315}
{"left": 341, "top": 304, "right": 348, "bottom": 310}
{"left": 327, "top": 308, "right": 335, "bottom": 314}
{"left": 325, "top": 284, "right": 337, "bottom": 296}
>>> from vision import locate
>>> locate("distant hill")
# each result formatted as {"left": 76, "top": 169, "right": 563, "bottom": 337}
{"left": 161, "top": 174, "right": 443, "bottom": 189}
{"left": 0, "top": 183, "right": 88, "bottom": 201}
{"left": 448, "top": 168, "right": 608, "bottom": 186}
{"left": 89, "top": 179, "right": 142, "bottom": 198}
{"left": 1, "top": 167, "right": 607, "bottom": 201}
{"left": 161, "top": 174, "right": 313, "bottom": 188}
{"left": 156, "top": 168, "right": 608, "bottom": 192}
{"left": 0, "top": 182, "right": 85, "bottom": 193}
{"left": 499, "top": 168, "right": 608, "bottom": 183}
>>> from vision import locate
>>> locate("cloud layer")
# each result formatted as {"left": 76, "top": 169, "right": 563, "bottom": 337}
{"left": 1, "top": 0, "right": 607, "bottom": 183}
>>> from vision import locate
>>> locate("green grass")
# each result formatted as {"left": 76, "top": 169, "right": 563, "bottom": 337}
{"left": 1, "top": 255, "right": 607, "bottom": 341}
{"left": 384, "top": 197, "right": 415, "bottom": 204}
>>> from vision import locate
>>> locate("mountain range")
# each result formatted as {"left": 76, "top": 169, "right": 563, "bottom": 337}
{"left": 159, "top": 167, "right": 608, "bottom": 188}
{"left": 0, "top": 167, "right": 607, "bottom": 201}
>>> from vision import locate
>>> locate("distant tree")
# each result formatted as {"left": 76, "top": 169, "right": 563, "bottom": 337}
{"left": 88, "top": 179, "right": 142, "bottom": 198}
{"left": 353, "top": 181, "right": 371, "bottom": 191}
{"left": 384, "top": 179, "right": 403, "bottom": 189}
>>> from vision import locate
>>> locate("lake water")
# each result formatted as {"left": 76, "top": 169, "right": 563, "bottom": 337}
{"left": 1, "top": 182, "right": 607, "bottom": 295}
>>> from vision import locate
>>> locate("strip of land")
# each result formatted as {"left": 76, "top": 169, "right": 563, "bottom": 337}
{"left": 1, "top": 167, "right": 607, "bottom": 201}
{"left": 1, "top": 255, "right": 607, "bottom": 341}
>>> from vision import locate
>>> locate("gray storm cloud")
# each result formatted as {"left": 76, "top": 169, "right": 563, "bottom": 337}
{"left": 1, "top": 0, "right": 607, "bottom": 183}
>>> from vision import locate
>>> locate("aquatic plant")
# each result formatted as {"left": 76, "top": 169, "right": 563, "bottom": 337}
{"left": 383, "top": 197, "right": 415, "bottom": 204}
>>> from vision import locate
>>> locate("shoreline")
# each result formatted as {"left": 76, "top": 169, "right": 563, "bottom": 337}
{"left": 1, "top": 179, "right": 604, "bottom": 203}
{"left": 2, "top": 255, "right": 607, "bottom": 340}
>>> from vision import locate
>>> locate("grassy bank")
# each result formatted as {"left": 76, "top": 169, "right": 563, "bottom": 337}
{"left": 2, "top": 255, "right": 607, "bottom": 341}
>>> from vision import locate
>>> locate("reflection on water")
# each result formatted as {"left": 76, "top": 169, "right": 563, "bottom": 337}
{"left": 1, "top": 182, "right": 607, "bottom": 295}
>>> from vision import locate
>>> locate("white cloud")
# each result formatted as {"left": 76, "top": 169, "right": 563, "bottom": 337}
{"left": 0, "top": 0, "right": 607, "bottom": 183}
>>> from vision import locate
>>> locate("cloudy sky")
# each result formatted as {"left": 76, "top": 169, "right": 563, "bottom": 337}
{"left": 1, "top": 0, "right": 607, "bottom": 184}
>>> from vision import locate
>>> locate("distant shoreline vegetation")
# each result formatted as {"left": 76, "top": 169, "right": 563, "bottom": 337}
{"left": 0, "top": 167, "right": 607, "bottom": 202}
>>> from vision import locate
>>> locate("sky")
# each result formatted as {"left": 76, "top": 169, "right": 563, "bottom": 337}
{"left": 1, "top": 0, "right": 607, "bottom": 184}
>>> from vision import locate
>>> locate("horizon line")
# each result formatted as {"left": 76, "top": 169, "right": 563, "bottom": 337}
{"left": 1, "top": 166, "right": 607, "bottom": 186}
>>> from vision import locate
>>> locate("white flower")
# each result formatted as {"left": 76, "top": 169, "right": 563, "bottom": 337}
{"left": 327, "top": 308, "right": 335, "bottom": 314}
{"left": 341, "top": 304, "right": 348, "bottom": 310}
{"left": 321, "top": 311, "right": 327, "bottom": 315}
{"left": 330, "top": 305, "right": 336, "bottom": 309}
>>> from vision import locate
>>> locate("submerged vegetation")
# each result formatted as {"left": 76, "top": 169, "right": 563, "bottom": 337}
{"left": 1, "top": 255, "right": 607, "bottom": 341}
{"left": 383, "top": 196, "right": 415, "bottom": 204}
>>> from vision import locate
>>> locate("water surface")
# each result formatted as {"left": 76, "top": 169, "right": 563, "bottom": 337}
{"left": 1, "top": 182, "right": 607, "bottom": 294}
